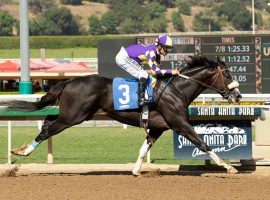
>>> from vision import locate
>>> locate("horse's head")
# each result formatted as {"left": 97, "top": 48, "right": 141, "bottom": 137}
{"left": 207, "top": 56, "right": 242, "bottom": 103}
{"left": 184, "top": 56, "right": 242, "bottom": 103}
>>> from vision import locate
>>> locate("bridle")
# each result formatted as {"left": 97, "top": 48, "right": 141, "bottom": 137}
{"left": 179, "top": 64, "right": 232, "bottom": 96}
{"left": 154, "top": 63, "right": 236, "bottom": 104}
{"left": 211, "top": 65, "right": 229, "bottom": 89}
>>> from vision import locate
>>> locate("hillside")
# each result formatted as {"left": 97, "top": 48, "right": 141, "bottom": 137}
{"left": 1, "top": 0, "right": 270, "bottom": 33}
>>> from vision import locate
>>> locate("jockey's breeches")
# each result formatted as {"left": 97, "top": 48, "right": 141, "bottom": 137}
{"left": 115, "top": 47, "right": 148, "bottom": 79}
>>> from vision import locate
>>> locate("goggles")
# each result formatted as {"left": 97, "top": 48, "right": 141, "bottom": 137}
{"left": 162, "top": 46, "right": 173, "bottom": 53}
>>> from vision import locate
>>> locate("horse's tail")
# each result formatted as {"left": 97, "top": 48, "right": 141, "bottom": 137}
{"left": 0, "top": 81, "right": 69, "bottom": 112}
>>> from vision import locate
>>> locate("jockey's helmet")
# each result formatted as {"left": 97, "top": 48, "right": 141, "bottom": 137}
{"left": 155, "top": 35, "right": 173, "bottom": 50}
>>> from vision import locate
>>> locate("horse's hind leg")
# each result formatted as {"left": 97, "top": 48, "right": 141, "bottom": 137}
{"left": 13, "top": 106, "right": 96, "bottom": 156}
{"left": 11, "top": 115, "right": 59, "bottom": 156}
{"left": 132, "top": 128, "right": 164, "bottom": 176}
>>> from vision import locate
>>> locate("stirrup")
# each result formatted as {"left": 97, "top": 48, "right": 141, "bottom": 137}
{"left": 140, "top": 104, "right": 149, "bottom": 129}
{"left": 139, "top": 99, "right": 148, "bottom": 107}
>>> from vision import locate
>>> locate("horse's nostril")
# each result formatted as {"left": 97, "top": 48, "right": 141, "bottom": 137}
{"left": 237, "top": 94, "right": 242, "bottom": 100}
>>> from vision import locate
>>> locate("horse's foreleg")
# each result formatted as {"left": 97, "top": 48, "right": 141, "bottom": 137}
{"left": 132, "top": 129, "right": 164, "bottom": 176}
{"left": 207, "top": 151, "right": 238, "bottom": 174}
{"left": 178, "top": 122, "right": 238, "bottom": 174}
{"left": 133, "top": 138, "right": 152, "bottom": 176}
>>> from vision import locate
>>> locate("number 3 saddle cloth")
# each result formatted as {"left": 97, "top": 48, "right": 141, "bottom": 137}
{"left": 113, "top": 77, "right": 155, "bottom": 110}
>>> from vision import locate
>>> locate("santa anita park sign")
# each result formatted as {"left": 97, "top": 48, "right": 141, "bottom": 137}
{"left": 173, "top": 106, "right": 262, "bottom": 160}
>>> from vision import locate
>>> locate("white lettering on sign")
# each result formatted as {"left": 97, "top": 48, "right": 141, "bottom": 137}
{"left": 221, "top": 37, "right": 235, "bottom": 43}
{"left": 162, "top": 53, "right": 193, "bottom": 61}
{"left": 197, "top": 107, "right": 255, "bottom": 116}
{"left": 178, "top": 135, "right": 193, "bottom": 148}
{"left": 227, "top": 134, "right": 247, "bottom": 148}
{"left": 177, "top": 123, "right": 248, "bottom": 157}
{"left": 193, "top": 123, "right": 246, "bottom": 134}
{"left": 198, "top": 107, "right": 215, "bottom": 115}
{"left": 172, "top": 37, "right": 194, "bottom": 45}
{"left": 238, "top": 107, "right": 254, "bottom": 115}
{"left": 191, "top": 145, "right": 242, "bottom": 157}
{"left": 263, "top": 46, "right": 270, "bottom": 56}
{"left": 203, "top": 135, "right": 225, "bottom": 146}
{"left": 218, "top": 107, "right": 235, "bottom": 115}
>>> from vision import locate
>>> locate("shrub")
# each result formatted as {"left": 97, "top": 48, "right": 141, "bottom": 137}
{"left": 0, "top": 35, "right": 134, "bottom": 49}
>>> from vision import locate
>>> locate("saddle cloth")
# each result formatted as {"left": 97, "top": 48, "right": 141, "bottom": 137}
{"left": 113, "top": 77, "right": 154, "bottom": 110}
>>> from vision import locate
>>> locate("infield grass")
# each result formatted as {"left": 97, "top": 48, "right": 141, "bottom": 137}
{"left": 1, "top": 126, "right": 254, "bottom": 165}
{"left": 0, "top": 126, "right": 206, "bottom": 165}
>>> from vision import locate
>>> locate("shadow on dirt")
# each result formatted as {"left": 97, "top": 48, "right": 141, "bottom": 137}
{"left": 28, "top": 164, "right": 257, "bottom": 177}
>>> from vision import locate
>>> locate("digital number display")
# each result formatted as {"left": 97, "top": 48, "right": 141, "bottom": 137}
{"left": 215, "top": 45, "right": 251, "bottom": 53}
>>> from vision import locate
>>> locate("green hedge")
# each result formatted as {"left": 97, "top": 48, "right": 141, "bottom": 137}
{"left": 0, "top": 35, "right": 134, "bottom": 49}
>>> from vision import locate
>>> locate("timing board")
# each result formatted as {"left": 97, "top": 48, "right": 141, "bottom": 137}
{"left": 98, "top": 34, "right": 270, "bottom": 94}
{"left": 137, "top": 35, "right": 270, "bottom": 94}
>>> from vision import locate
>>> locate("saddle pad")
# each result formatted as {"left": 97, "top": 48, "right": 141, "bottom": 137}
{"left": 113, "top": 77, "right": 154, "bottom": 110}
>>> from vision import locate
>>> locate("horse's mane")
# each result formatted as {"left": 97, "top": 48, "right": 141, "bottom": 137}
{"left": 181, "top": 56, "right": 216, "bottom": 73}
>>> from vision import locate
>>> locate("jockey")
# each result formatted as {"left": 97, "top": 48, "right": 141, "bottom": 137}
{"left": 115, "top": 34, "right": 180, "bottom": 106}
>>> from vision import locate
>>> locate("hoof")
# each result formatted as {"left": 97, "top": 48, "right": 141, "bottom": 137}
{"left": 11, "top": 143, "right": 28, "bottom": 156}
{"left": 228, "top": 167, "right": 238, "bottom": 174}
{"left": 132, "top": 170, "right": 142, "bottom": 177}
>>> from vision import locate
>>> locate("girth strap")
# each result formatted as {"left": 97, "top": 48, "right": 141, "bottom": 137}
{"left": 154, "top": 75, "right": 176, "bottom": 105}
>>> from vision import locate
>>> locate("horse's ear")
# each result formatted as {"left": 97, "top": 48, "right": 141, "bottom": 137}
{"left": 187, "top": 55, "right": 194, "bottom": 60}
{"left": 216, "top": 56, "right": 221, "bottom": 62}
{"left": 185, "top": 55, "right": 193, "bottom": 62}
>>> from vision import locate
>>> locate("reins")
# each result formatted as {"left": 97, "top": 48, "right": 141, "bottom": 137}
{"left": 154, "top": 65, "right": 229, "bottom": 105}
{"left": 154, "top": 75, "right": 176, "bottom": 104}
{"left": 178, "top": 65, "right": 228, "bottom": 95}
{"left": 178, "top": 73, "right": 225, "bottom": 94}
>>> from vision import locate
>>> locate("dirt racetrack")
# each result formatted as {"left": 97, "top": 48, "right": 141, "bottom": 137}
{"left": 0, "top": 164, "right": 270, "bottom": 200}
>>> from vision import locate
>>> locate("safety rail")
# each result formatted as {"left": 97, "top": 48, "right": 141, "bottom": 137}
{"left": 1, "top": 93, "right": 270, "bottom": 103}
{"left": 0, "top": 106, "right": 113, "bottom": 164}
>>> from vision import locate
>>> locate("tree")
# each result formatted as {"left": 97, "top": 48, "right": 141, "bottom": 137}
{"left": 179, "top": 0, "right": 231, "bottom": 6}
{"left": 29, "top": 7, "right": 81, "bottom": 35}
{"left": 146, "top": 2, "right": 167, "bottom": 19}
{"left": 255, "top": 13, "right": 263, "bottom": 27}
{"left": 254, "top": 0, "right": 268, "bottom": 10}
{"left": 100, "top": 12, "right": 118, "bottom": 34}
{"left": 141, "top": 2, "right": 167, "bottom": 33}
{"left": 201, "top": 9, "right": 219, "bottom": 32}
{"left": 106, "top": 0, "right": 144, "bottom": 9}
{"left": 119, "top": 18, "right": 138, "bottom": 34}
{"left": 266, "top": 5, "right": 270, "bottom": 14}
{"left": 0, "top": 0, "right": 9, "bottom": 7}
{"left": 171, "top": 11, "right": 185, "bottom": 32}
{"left": 29, "top": 0, "right": 55, "bottom": 14}
{"left": 177, "top": 2, "right": 191, "bottom": 15}
{"left": 99, "top": 0, "right": 146, "bottom": 34}
{"left": 61, "top": 0, "right": 82, "bottom": 5}
{"left": 193, "top": 12, "right": 221, "bottom": 32}
{"left": 91, "top": 0, "right": 106, "bottom": 2}
{"left": 142, "top": 15, "right": 167, "bottom": 33}
{"left": 0, "top": 11, "right": 14, "bottom": 36}
{"left": 148, "top": 0, "right": 175, "bottom": 8}
{"left": 233, "top": 10, "right": 252, "bottom": 30}
{"left": 214, "top": 0, "right": 252, "bottom": 31}
{"left": 88, "top": 15, "right": 103, "bottom": 35}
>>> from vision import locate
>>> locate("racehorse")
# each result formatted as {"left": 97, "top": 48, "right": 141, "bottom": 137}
{"left": 1, "top": 56, "right": 242, "bottom": 176}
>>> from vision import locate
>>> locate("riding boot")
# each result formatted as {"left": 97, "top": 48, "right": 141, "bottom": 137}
{"left": 138, "top": 77, "right": 148, "bottom": 107}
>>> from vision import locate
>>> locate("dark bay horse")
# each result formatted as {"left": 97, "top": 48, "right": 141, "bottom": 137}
{"left": 1, "top": 56, "right": 242, "bottom": 175}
